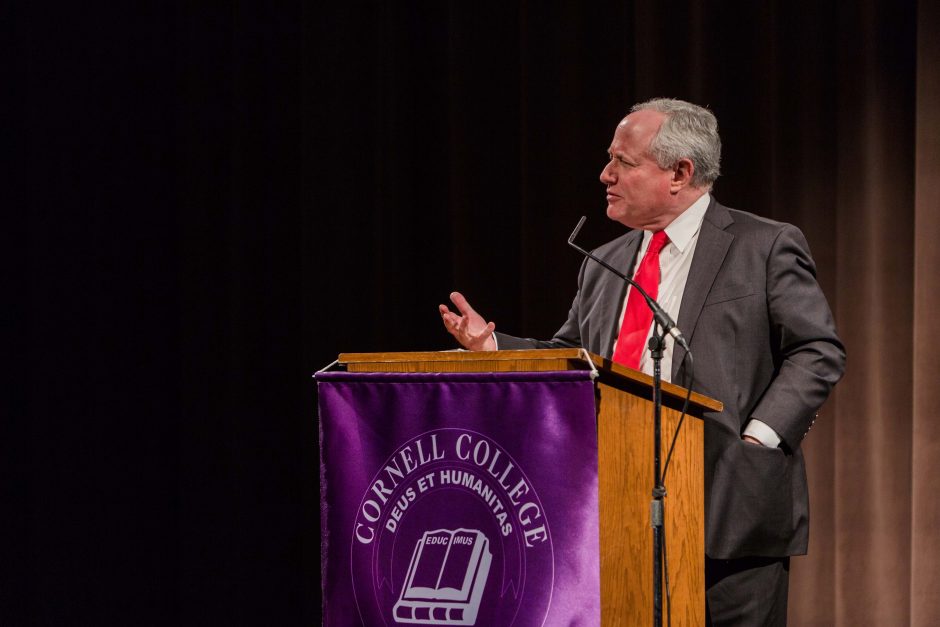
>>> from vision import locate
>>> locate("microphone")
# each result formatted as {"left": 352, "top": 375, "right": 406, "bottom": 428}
{"left": 567, "top": 216, "right": 690, "bottom": 352}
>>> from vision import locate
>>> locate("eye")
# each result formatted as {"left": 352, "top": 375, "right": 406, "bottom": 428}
{"left": 608, "top": 153, "right": 631, "bottom": 167}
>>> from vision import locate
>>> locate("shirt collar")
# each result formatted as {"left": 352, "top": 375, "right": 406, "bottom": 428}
{"left": 661, "top": 192, "right": 710, "bottom": 253}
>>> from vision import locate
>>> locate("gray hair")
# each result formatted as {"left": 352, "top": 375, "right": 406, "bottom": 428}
{"left": 631, "top": 98, "right": 721, "bottom": 189}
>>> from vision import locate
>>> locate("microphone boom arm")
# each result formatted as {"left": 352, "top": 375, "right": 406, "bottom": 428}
{"left": 567, "top": 216, "right": 689, "bottom": 350}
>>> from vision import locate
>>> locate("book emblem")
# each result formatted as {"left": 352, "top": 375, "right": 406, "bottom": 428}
{"left": 392, "top": 528, "right": 493, "bottom": 625}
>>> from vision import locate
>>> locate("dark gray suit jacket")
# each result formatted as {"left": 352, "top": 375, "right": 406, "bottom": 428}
{"left": 496, "top": 198, "right": 845, "bottom": 559}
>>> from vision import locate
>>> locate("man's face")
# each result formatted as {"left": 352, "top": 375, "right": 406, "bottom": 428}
{"left": 599, "top": 110, "right": 677, "bottom": 230}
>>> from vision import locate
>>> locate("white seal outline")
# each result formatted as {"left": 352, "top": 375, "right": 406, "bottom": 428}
{"left": 348, "top": 427, "right": 556, "bottom": 627}
{"left": 351, "top": 428, "right": 553, "bottom": 626}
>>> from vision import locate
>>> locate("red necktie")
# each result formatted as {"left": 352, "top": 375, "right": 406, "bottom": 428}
{"left": 613, "top": 230, "right": 669, "bottom": 369}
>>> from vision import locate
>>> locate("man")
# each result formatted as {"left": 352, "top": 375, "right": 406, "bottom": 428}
{"left": 439, "top": 98, "right": 845, "bottom": 625}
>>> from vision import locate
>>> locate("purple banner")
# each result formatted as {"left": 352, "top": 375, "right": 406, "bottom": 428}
{"left": 316, "top": 370, "right": 600, "bottom": 626}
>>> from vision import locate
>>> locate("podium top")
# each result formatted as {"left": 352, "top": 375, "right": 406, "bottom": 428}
{"left": 337, "top": 348, "right": 722, "bottom": 413}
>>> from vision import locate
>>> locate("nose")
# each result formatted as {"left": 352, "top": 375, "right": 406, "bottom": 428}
{"left": 600, "top": 160, "right": 616, "bottom": 185}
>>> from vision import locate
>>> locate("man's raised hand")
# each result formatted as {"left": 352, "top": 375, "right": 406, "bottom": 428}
{"left": 438, "top": 291, "right": 497, "bottom": 351}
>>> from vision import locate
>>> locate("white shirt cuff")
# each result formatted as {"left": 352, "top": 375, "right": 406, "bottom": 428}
{"left": 743, "top": 419, "right": 782, "bottom": 448}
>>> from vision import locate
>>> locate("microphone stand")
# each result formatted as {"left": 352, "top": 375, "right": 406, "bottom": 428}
{"left": 567, "top": 216, "right": 685, "bottom": 627}
{"left": 650, "top": 325, "right": 667, "bottom": 627}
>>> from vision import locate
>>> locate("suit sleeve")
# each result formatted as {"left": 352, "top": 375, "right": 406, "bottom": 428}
{"left": 750, "top": 224, "right": 846, "bottom": 450}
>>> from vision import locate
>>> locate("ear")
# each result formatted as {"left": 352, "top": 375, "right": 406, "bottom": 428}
{"left": 669, "top": 158, "right": 695, "bottom": 193}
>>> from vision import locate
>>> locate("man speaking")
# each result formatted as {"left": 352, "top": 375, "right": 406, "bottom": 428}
{"left": 438, "top": 98, "right": 845, "bottom": 626}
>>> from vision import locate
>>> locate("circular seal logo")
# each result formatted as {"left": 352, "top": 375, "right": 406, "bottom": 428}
{"left": 349, "top": 428, "right": 555, "bottom": 626}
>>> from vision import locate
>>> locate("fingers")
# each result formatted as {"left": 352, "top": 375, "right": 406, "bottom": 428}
{"left": 466, "top": 321, "right": 495, "bottom": 346}
{"left": 439, "top": 305, "right": 461, "bottom": 334}
{"left": 449, "top": 291, "right": 475, "bottom": 316}
{"left": 456, "top": 313, "right": 465, "bottom": 330}
{"left": 440, "top": 292, "right": 496, "bottom": 351}
{"left": 477, "top": 321, "right": 497, "bottom": 351}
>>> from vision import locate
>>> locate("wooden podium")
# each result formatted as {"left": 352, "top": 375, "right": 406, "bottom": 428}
{"left": 338, "top": 348, "right": 721, "bottom": 626}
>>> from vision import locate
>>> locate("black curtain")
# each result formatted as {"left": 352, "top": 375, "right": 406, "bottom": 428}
{"left": 18, "top": 3, "right": 309, "bottom": 624}
{"left": 17, "top": 1, "right": 931, "bottom": 625}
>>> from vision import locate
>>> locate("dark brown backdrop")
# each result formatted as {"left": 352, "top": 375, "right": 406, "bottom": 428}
{"left": 16, "top": 0, "right": 939, "bottom": 624}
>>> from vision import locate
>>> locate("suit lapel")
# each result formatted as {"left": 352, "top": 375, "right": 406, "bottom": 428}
{"left": 672, "top": 199, "right": 735, "bottom": 381}
{"left": 600, "top": 229, "right": 643, "bottom": 357}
